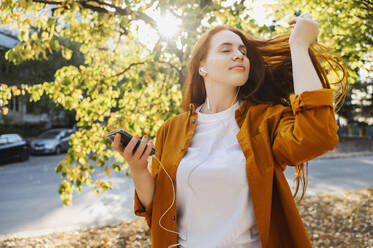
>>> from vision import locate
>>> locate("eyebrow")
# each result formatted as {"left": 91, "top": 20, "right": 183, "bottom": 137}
{"left": 217, "top": 42, "right": 247, "bottom": 50}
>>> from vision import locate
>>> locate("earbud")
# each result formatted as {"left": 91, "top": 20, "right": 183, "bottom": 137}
{"left": 200, "top": 67, "right": 207, "bottom": 74}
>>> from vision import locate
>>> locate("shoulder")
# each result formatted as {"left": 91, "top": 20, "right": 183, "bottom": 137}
{"left": 157, "top": 111, "right": 189, "bottom": 135}
{"left": 166, "top": 111, "right": 190, "bottom": 124}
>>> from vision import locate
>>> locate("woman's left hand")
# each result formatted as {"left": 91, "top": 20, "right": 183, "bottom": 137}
{"left": 288, "top": 13, "right": 319, "bottom": 49}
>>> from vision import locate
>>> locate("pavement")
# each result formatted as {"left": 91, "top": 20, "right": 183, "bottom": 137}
{"left": 0, "top": 151, "right": 372, "bottom": 241}
{"left": 284, "top": 153, "right": 373, "bottom": 195}
{"left": 316, "top": 151, "right": 373, "bottom": 160}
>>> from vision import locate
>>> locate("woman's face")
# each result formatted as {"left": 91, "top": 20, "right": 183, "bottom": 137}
{"left": 200, "top": 30, "right": 250, "bottom": 87}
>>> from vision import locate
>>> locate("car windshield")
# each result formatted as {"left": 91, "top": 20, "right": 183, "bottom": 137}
{"left": 38, "top": 131, "right": 61, "bottom": 139}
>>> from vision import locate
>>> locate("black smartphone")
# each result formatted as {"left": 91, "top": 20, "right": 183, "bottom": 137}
{"left": 106, "top": 129, "right": 157, "bottom": 156}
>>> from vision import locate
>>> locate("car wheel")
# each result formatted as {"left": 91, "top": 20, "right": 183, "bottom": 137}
{"left": 55, "top": 146, "right": 61, "bottom": 155}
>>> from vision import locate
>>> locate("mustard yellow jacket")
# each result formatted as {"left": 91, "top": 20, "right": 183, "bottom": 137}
{"left": 134, "top": 88, "right": 339, "bottom": 248}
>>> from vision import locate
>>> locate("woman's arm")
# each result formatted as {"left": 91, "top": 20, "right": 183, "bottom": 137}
{"left": 288, "top": 14, "right": 323, "bottom": 94}
{"left": 133, "top": 123, "right": 166, "bottom": 227}
{"left": 270, "top": 14, "right": 339, "bottom": 167}
{"left": 272, "top": 88, "right": 339, "bottom": 168}
{"left": 290, "top": 45, "right": 323, "bottom": 94}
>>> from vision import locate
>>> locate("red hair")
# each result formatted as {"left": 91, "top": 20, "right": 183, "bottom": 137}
{"left": 182, "top": 25, "right": 348, "bottom": 200}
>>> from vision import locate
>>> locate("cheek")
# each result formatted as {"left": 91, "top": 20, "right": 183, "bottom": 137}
{"left": 208, "top": 56, "right": 229, "bottom": 73}
{"left": 245, "top": 59, "right": 251, "bottom": 74}
{"left": 246, "top": 58, "right": 250, "bottom": 69}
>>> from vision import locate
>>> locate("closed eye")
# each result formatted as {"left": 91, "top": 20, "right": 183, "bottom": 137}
{"left": 222, "top": 50, "right": 247, "bottom": 55}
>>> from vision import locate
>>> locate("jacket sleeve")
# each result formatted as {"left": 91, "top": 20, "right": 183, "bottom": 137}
{"left": 133, "top": 123, "right": 165, "bottom": 227}
{"left": 272, "top": 88, "right": 339, "bottom": 167}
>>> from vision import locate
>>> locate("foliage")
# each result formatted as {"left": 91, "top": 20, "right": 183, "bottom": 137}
{"left": 265, "top": 0, "right": 372, "bottom": 80}
{"left": 0, "top": 34, "right": 83, "bottom": 121}
{"left": 338, "top": 75, "right": 373, "bottom": 123}
{"left": 0, "top": 0, "right": 266, "bottom": 206}
{"left": 0, "top": 0, "right": 370, "bottom": 205}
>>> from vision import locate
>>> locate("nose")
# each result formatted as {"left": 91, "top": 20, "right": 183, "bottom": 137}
{"left": 232, "top": 50, "right": 243, "bottom": 60}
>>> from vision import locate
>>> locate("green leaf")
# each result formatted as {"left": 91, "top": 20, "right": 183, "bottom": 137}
{"left": 93, "top": 187, "right": 100, "bottom": 196}
{"left": 62, "top": 47, "right": 72, "bottom": 60}
{"left": 55, "top": 164, "right": 63, "bottom": 173}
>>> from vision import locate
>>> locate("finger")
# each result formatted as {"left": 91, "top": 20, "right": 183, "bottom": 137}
{"left": 134, "top": 134, "right": 148, "bottom": 159}
{"left": 140, "top": 141, "right": 153, "bottom": 160}
{"left": 113, "top": 133, "right": 122, "bottom": 151}
{"left": 300, "top": 13, "right": 312, "bottom": 20}
{"left": 123, "top": 134, "right": 139, "bottom": 157}
{"left": 288, "top": 18, "right": 297, "bottom": 25}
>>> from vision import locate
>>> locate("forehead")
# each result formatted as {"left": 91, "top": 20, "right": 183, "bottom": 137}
{"left": 210, "top": 30, "right": 245, "bottom": 48}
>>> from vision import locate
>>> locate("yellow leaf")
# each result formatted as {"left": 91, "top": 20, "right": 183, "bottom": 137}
{"left": 107, "top": 181, "right": 113, "bottom": 189}
{"left": 2, "top": 107, "right": 9, "bottom": 115}
{"left": 105, "top": 167, "right": 110, "bottom": 176}
{"left": 31, "top": 32, "right": 38, "bottom": 40}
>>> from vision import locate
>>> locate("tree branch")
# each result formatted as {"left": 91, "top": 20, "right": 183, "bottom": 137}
{"left": 108, "top": 62, "right": 146, "bottom": 79}
{"left": 32, "top": 0, "right": 159, "bottom": 31}
{"left": 158, "top": 60, "right": 182, "bottom": 75}
{"left": 84, "top": 0, "right": 128, "bottom": 15}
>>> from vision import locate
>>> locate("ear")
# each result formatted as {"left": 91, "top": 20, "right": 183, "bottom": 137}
{"left": 199, "top": 63, "right": 206, "bottom": 76}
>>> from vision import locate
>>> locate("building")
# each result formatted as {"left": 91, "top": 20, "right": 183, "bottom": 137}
{"left": 0, "top": 27, "right": 67, "bottom": 127}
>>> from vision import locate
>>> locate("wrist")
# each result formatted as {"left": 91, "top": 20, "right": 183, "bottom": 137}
{"left": 130, "top": 166, "right": 149, "bottom": 176}
{"left": 290, "top": 44, "right": 309, "bottom": 53}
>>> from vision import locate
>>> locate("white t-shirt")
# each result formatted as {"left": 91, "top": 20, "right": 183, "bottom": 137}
{"left": 175, "top": 100, "right": 261, "bottom": 248}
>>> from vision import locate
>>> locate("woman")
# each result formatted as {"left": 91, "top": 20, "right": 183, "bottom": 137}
{"left": 112, "top": 14, "right": 347, "bottom": 248}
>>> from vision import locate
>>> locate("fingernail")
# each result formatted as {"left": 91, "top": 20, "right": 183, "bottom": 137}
{"left": 149, "top": 140, "right": 153, "bottom": 144}
{"left": 135, "top": 134, "right": 139, "bottom": 139}
{"left": 144, "top": 134, "right": 148, "bottom": 139}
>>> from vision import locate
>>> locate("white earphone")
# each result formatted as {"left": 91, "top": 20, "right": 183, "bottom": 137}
{"left": 200, "top": 67, "right": 207, "bottom": 74}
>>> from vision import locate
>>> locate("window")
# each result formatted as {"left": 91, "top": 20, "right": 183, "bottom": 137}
{"left": 38, "top": 131, "right": 60, "bottom": 139}
{"left": 7, "top": 135, "right": 20, "bottom": 143}
{"left": 0, "top": 136, "right": 8, "bottom": 145}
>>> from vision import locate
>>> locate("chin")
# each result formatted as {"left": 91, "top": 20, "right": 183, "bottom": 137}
{"left": 229, "top": 77, "right": 248, "bottom": 86}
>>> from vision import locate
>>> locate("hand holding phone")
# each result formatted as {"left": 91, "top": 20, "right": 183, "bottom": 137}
{"left": 107, "top": 129, "right": 157, "bottom": 173}
{"left": 107, "top": 129, "right": 157, "bottom": 156}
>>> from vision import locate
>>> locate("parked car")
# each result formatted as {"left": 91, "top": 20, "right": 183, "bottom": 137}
{"left": 30, "top": 128, "right": 74, "bottom": 155}
{"left": 0, "top": 134, "right": 30, "bottom": 163}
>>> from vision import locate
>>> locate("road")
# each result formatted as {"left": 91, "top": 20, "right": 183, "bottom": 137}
{"left": 0, "top": 154, "right": 372, "bottom": 240}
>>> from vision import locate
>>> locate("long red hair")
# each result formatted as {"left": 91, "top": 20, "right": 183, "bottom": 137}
{"left": 181, "top": 25, "right": 348, "bottom": 200}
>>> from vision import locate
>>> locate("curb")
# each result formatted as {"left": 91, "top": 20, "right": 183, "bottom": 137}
{"left": 316, "top": 151, "right": 373, "bottom": 160}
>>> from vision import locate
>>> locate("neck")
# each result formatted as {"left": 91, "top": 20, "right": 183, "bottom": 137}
{"left": 201, "top": 99, "right": 238, "bottom": 114}
{"left": 201, "top": 86, "right": 239, "bottom": 114}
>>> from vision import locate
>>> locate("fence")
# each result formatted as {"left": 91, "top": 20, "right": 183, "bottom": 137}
{"left": 338, "top": 123, "right": 373, "bottom": 138}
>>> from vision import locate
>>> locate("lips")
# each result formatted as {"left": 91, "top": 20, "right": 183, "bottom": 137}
{"left": 230, "top": 65, "right": 245, "bottom": 70}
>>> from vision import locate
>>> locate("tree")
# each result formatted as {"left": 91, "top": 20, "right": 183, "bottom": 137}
{"left": 0, "top": 0, "right": 266, "bottom": 206}
{"left": 338, "top": 72, "right": 373, "bottom": 124}
{"left": 0, "top": 34, "right": 83, "bottom": 125}
{"left": 0, "top": 0, "right": 367, "bottom": 206}
{"left": 265, "top": 0, "right": 372, "bottom": 80}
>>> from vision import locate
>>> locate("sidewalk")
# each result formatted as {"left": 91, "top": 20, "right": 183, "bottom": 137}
{"left": 317, "top": 150, "right": 373, "bottom": 160}
{"left": 1, "top": 188, "right": 371, "bottom": 248}
{"left": 0, "top": 150, "right": 371, "bottom": 245}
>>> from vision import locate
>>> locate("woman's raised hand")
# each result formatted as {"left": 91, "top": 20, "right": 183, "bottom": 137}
{"left": 112, "top": 133, "right": 154, "bottom": 173}
{"left": 288, "top": 13, "right": 320, "bottom": 49}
